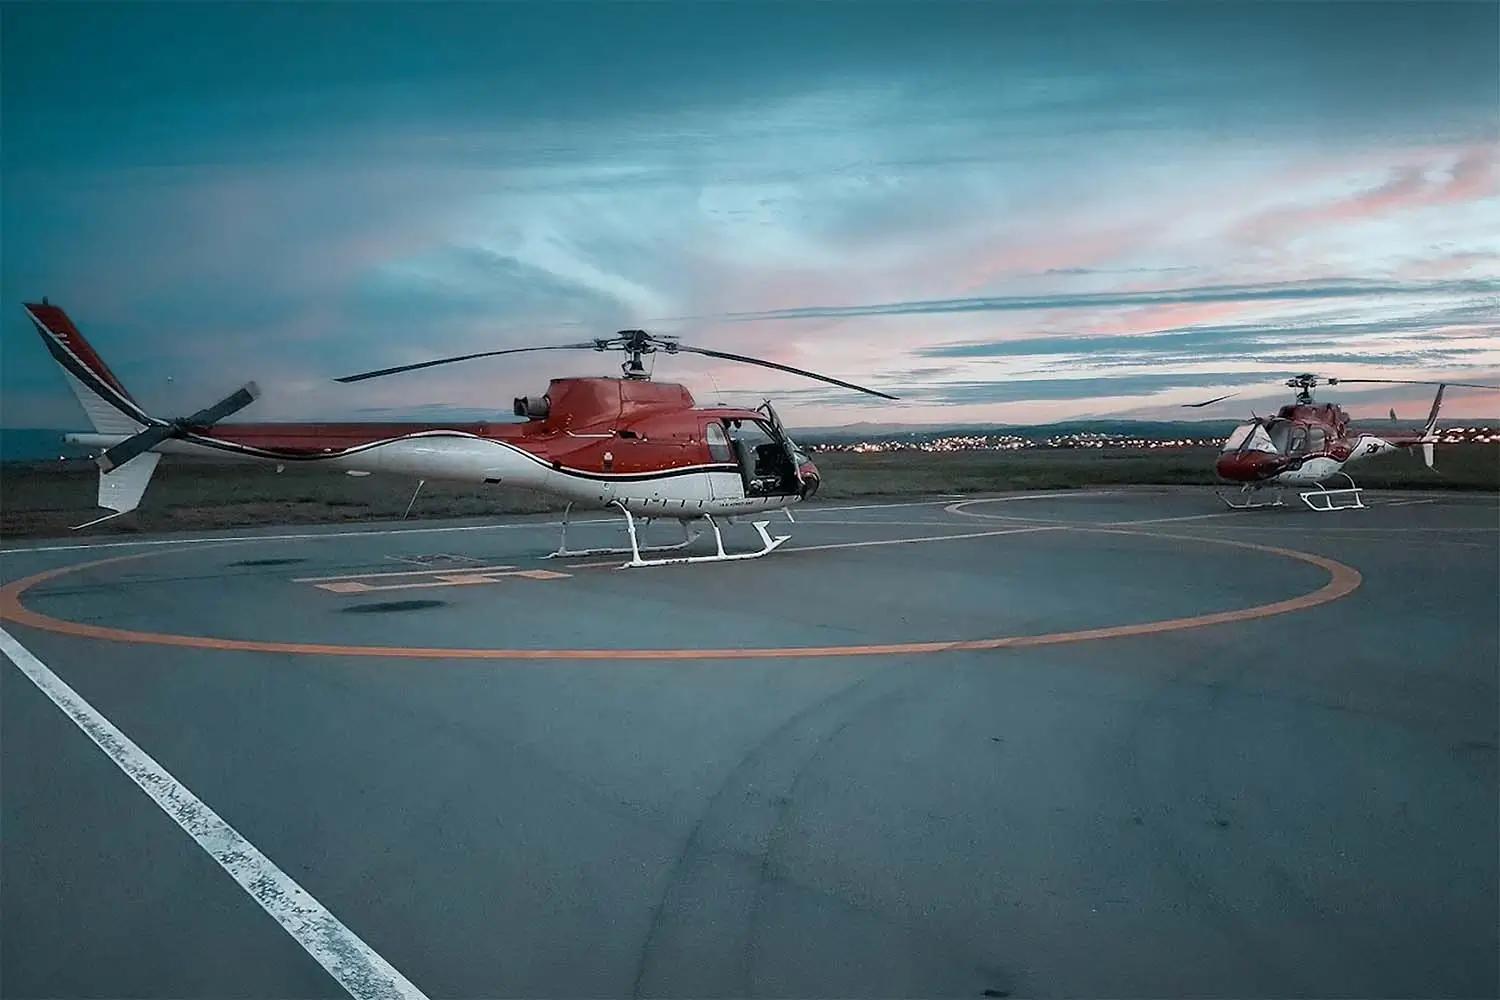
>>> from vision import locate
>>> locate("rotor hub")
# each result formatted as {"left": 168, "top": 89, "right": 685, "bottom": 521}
{"left": 1286, "top": 372, "right": 1322, "bottom": 403}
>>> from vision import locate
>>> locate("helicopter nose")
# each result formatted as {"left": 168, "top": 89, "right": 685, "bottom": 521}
{"left": 1216, "top": 453, "right": 1273, "bottom": 483}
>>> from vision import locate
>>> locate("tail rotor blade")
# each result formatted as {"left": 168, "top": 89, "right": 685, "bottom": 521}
{"left": 98, "top": 381, "right": 263, "bottom": 472}
{"left": 183, "top": 381, "right": 260, "bottom": 427}
{"left": 98, "top": 423, "right": 175, "bottom": 473}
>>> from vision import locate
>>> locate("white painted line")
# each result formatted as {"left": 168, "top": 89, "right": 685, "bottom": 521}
{"left": 946, "top": 491, "right": 1118, "bottom": 511}
{"left": 561, "top": 524, "right": 1063, "bottom": 568}
{"left": 803, "top": 499, "right": 958, "bottom": 512}
{"left": 0, "top": 625, "right": 429, "bottom": 1000}
{"left": 943, "top": 491, "right": 1126, "bottom": 525}
{"left": 1210, "top": 524, "right": 1500, "bottom": 535}
{"left": 1386, "top": 498, "right": 1437, "bottom": 507}
{"left": 789, "top": 525, "right": 1063, "bottom": 553}
{"left": 1106, "top": 512, "right": 1241, "bottom": 526}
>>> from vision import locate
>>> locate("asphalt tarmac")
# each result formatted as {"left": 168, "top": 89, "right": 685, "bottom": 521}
{"left": 2, "top": 486, "right": 1496, "bottom": 999}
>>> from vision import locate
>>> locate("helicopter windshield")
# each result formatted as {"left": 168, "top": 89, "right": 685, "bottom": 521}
{"left": 1221, "top": 422, "right": 1278, "bottom": 454}
{"left": 1264, "top": 418, "right": 1321, "bottom": 455}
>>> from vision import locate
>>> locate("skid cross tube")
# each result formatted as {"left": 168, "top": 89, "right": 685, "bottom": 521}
{"left": 543, "top": 502, "right": 699, "bottom": 559}
{"left": 1300, "top": 472, "right": 1366, "bottom": 512}
{"left": 614, "top": 502, "right": 789, "bottom": 568}
{"left": 1217, "top": 484, "right": 1285, "bottom": 510}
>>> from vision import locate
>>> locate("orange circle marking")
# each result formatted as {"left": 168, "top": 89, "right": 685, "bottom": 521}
{"left": 0, "top": 533, "right": 1361, "bottom": 661}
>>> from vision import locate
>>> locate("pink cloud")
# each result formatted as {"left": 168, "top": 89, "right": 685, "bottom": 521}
{"left": 1238, "top": 146, "right": 1499, "bottom": 245}
{"left": 1434, "top": 148, "right": 1500, "bottom": 204}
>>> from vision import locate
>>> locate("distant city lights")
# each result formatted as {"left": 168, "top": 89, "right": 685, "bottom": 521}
{"left": 808, "top": 426, "right": 1500, "bottom": 454}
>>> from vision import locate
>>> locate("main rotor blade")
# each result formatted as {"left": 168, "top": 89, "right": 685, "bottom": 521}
{"left": 335, "top": 344, "right": 600, "bottom": 383}
{"left": 1329, "top": 377, "right": 1500, "bottom": 390}
{"left": 98, "top": 423, "right": 175, "bottom": 474}
{"left": 182, "top": 382, "right": 260, "bottom": 427}
{"left": 1181, "top": 392, "right": 1238, "bottom": 408}
{"left": 671, "top": 344, "right": 898, "bottom": 399}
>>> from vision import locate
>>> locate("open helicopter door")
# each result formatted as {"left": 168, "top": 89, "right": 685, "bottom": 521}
{"left": 758, "top": 400, "right": 804, "bottom": 487}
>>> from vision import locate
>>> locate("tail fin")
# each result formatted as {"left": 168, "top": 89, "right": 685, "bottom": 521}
{"left": 24, "top": 301, "right": 153, "bottom": 435}
{"left": 1422, "top": 384, "right": 1445, "bottom": 438}
{"left": 1419, "top": 383, "right": 1445, "bottom": 469}
{"left": 25, "top": 301, "right": 166, "bottom": 527}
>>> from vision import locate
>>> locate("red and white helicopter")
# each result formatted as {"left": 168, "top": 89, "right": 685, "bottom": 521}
{"left": 1192, "top": 372, "right": 1498, "bottom": 511}
{"left": 24, "top": 300, "right": 894, "bottom": 565}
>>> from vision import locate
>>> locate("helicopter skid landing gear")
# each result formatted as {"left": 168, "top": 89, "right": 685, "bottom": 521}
{"left": 1299, "top": 473, "right": 1366, "bottom": 512}
{"left": 1217, "top": 485, "right": 1285, "bottom": 510}
{"left": 616, "top": 502, "right": 789, "bottom": 568}
{"left": 543, "top": 502, "right": 701, "bottom": 559}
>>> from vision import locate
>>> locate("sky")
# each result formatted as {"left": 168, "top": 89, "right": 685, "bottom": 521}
{"left": 3, "top": 1, "right": 1497, "bottom": 431}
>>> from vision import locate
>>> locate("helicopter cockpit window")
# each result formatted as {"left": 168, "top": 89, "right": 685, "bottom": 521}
{"left": 1223, "top": 423, "right": 1277, "bottom": 454}
{"left": 1308, "top": 427, "right": 1326, "bottom": 452}
{"left": 1267, "top": 419, "right": 1292, "bottom": 454}
{"left": 705, "top": 423, "right": 732, "bottom": 463}
{"left": 1222, "top": 424, "right": 1254, "bottom": 452}
{"left": 1288, "top": 425, "right": 1308, "bottom": 456}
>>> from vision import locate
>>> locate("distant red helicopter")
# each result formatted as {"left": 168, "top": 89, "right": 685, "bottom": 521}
{"left": 1188, "top": 373, "right": 1498, "bottom": 511}
{"left": 25, "top": 301, "right": 894, "bottom": 565}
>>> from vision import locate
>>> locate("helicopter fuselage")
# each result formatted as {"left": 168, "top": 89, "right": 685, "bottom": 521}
{"left": 65, "top": 376, "right": 821, "bottom": 518}
{"left": 1214, "top": 401, "right": 1424, "bottom": 486}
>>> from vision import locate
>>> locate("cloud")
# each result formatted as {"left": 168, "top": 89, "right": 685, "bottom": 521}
{"left": 1239, "top": 147, "right": 1500, "bottom": 244}
{"left": 5, "top": 4, "right": 1499, "bottom": 429}
{"left": 711, "top": 278, "right": 1500, "bottom": 324}
{"left": 918, "top": 303, "right": 1500, "bottom": 360}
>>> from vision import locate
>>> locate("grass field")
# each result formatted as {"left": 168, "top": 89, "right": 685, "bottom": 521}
{"left": 2, "top": 445, "right": 1496, "bottom": 539}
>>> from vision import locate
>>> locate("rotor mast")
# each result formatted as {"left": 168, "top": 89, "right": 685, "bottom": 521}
{"left": 1286, "top": 373, "right": 1320, "bottom": 404}
{"left": 607, "top": 329, "right": 663, "bottom": 380}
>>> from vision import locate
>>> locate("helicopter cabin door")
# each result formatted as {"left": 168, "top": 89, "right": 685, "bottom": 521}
{"left": 758, "top": 401, "right": 805, "bottom": 492}
{"left": 704, "top": 415, "right": 801, "bottom": 499}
